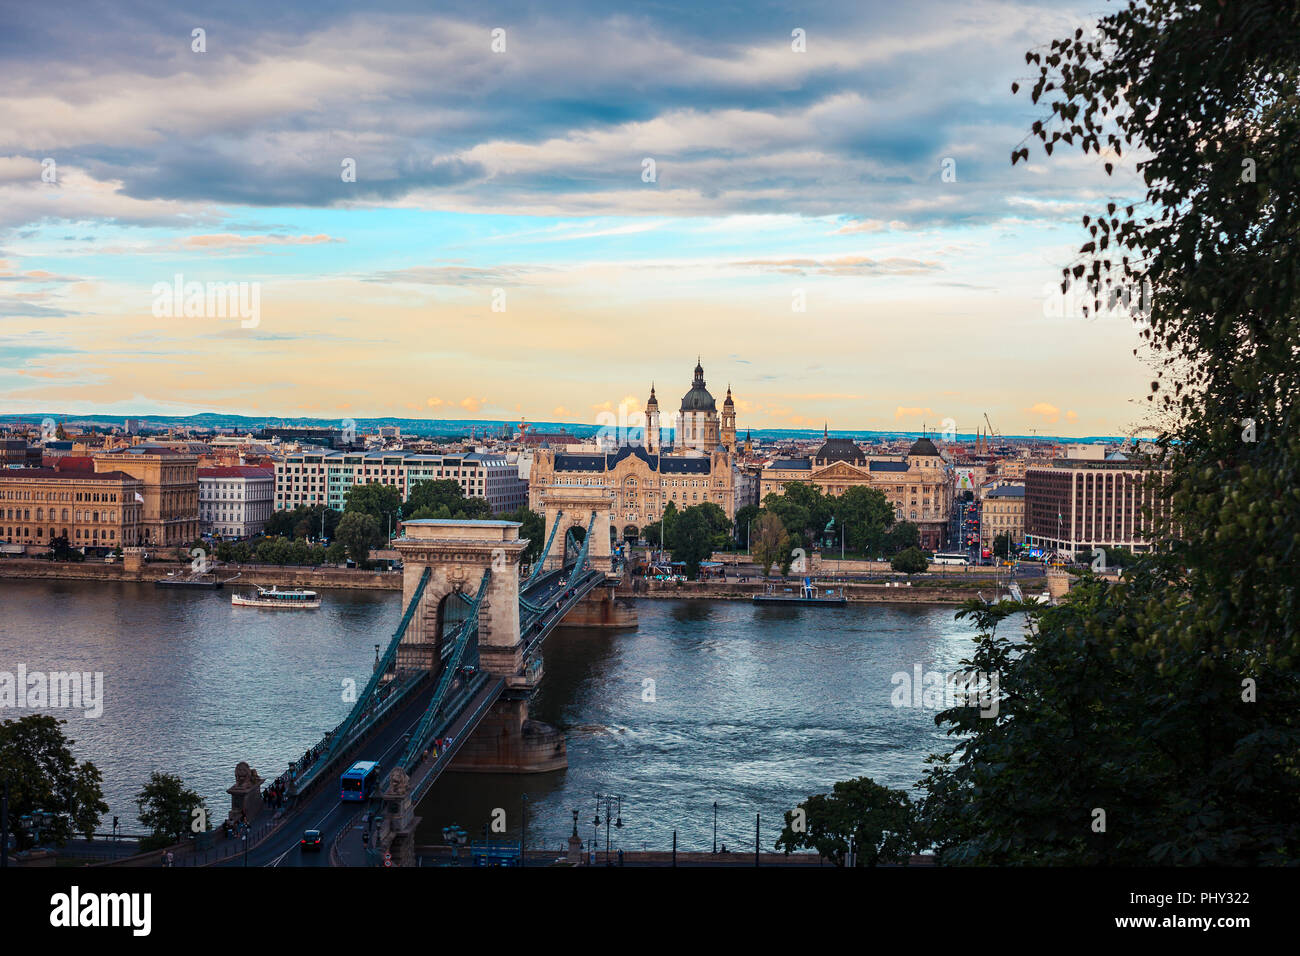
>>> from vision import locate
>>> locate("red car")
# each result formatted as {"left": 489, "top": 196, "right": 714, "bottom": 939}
{"left": 300, "top": 829, "right": 322, "bottom": 851}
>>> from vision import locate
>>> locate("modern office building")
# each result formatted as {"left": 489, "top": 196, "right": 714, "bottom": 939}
{"left": 1024, "top": 456, "right": 1166, "bottom": 558}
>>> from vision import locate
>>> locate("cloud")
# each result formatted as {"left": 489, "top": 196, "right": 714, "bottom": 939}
{"left": 895, "top": 405, "right": 935, "bottom": 420}
{"left": 1025, "top": 402, "right": 1061, "bottom": 423}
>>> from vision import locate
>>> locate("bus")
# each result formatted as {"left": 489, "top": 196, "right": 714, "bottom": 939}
{"left": 932, "top": 552, "right": 970, "bottom": 566}
{"left": 340, "top": 761, "right": 381, "bottom": 802}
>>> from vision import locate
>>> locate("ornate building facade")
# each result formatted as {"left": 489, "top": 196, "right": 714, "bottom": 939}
{"left": 759, "top": 434, "right": 953, "bottom": 551}
{"left": 529, "top": 359, "right": 740, "bottom": 540}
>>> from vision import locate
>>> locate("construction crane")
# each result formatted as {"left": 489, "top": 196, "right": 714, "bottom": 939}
{"left": 983, "top": 412, "right": 998, "bottom": 439}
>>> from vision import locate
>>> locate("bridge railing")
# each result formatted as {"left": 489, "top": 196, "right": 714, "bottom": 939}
{"left": 292, "top": 567, "right": 433, "bottom": 794}
{"left": 396, "top": 568, "right": 491, "bottom": 771}
{"left": 405, "top": 675, "right": 505, "bottom": 805}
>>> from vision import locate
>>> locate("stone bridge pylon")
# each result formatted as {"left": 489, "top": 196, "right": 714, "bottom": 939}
{"left": 537, "top": 483, "right": 615, "bottom": 571}
{"left": 392, "top": 518, "right": 565, "bottom": 774}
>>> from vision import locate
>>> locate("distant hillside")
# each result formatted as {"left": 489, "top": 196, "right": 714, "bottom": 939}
{"left": 0, "top": 411, "right": 1122, "bottom": 444}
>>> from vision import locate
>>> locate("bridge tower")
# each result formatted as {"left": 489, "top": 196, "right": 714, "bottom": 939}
{"left": 392, "top": 518, "right": 564, "bottom": 774}
{"left": 537, "top": 483, "right": 615, "bottom": 571}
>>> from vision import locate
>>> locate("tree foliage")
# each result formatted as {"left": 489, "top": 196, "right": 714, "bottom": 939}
{"left": 776, "top": 777, "right": 919, "bottom": 866}
{"left": 136, "top": 771, "right": 206, "bottom": 850}
{"left": 919, "top": 0, "right": 1300, "bottom": 864}
{"left": 0, "top": 715, "right": 107, "bottom": 846}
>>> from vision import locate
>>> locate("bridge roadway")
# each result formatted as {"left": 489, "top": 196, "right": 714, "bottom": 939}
{"left": 222, "top": 562, "right": 607, "bottom": 867}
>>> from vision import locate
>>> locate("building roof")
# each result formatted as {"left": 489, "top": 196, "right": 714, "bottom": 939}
{"left": 908, "top": 437, "right": 940, "bottom": 457}
{"left": 986, "top": 485, "right": 1026, "bottom": 498}
{"left": 813, "top": 438, "right": 865, "bottom": 464}
{"left": 680, "top": 360, "right": 717, "bottom": 413}
{"left": 0, "top": 467, "right": 139, "bottom": 482}
{"left": 552, "top": 445, "right": 714, "bottom": 474}
{"left": 768, "top": 458, "right": 813, "bottom": 470}
{"left": 868, "top": 459, "right": 910, "bottom": 472}
{"left": 199, "top": 466, "right": 274, "bottom": 478}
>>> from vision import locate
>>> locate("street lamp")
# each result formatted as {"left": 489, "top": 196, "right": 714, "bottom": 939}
{"left": 713, "top": 801, "right": 718, "bottom": 854}
{"left": 594, "top": 792, "right": 623, "bottom": 866}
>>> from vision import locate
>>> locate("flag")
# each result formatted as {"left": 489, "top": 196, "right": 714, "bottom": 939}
{"left": 134, "top": 492, "right": 145, "bottom": 503}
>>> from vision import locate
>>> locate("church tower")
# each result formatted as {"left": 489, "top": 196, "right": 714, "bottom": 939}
{"left": 645, "top": 384, "right": 661, "bottom": 453}
{"left": 721, "top": 385, "right": 736, "bottom": 450}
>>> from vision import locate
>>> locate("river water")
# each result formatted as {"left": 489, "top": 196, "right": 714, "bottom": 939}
{"left": 0, "top": 580, "right": 984, "bottom": 854}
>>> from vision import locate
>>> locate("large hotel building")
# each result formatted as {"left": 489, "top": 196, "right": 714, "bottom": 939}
{"left": 273, "top": 449, "right": 527, "bottom": 515}
{"left": 759, "top": 433, "right": 954, "bottom": 551}
{"left": 1024, "top": 457, "right": 1166, "bottom": 558}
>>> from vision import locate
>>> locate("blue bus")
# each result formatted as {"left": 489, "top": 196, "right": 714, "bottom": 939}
{"left": 340, "top": 761, "right": 381, "bottom": 802}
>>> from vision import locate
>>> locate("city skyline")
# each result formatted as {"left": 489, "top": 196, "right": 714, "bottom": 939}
{"left": 0, "top": 0, "right": 1151, "bottom": 437}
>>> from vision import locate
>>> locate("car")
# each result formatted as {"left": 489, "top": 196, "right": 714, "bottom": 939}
{"left": 300, "top": 829, "right": 322, "bottom": 851}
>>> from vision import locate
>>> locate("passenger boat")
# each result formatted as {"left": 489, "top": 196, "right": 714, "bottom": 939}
{"left": 752, "top": 577, "right": 848, "bottom": 606}
{"left": 231, "top": 586, "right": 321, "bottom": 609}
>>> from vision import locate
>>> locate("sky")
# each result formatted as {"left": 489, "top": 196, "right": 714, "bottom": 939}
{"left": 0, "top": 0, "right": 1155, "bottom": 438}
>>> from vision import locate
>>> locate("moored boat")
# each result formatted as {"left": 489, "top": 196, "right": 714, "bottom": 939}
{"left": 231, "top": 585, "right": 321, "bottom": 609}
{"left": 752, "top": 577, "right": 848, "bottom": 606}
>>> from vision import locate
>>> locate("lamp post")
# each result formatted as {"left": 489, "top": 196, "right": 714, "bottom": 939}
{"left": 594, "top": 792, "right": 623, "bottom": 866}
{"left": 712, "top": 801, "right": 718, "bottom": 854}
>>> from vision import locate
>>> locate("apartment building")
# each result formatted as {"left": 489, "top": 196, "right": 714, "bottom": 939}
{"left": 199, "top": 465, "right": 274, "bottom": 538}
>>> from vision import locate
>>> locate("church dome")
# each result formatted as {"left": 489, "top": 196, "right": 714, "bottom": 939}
{"left": 680, "top": 360, "right": 716, "bottom": 412}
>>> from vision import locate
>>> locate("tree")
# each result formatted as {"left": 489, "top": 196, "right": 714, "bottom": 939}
{"left": 136, "top": 771, "right": 206, "bottom": 851}
{"left": 884, "top": 521, "right": 920, "bottom": 555}
{"left": 47, "top": 534, "right": 82, "bottom": 562}
{"left": 503, "top": 506, "right": 545, "bottom": 565}
{"left": 667, "top": 505, "right": 717, "bottom": 579}
{"left": 890, "top": 547, "right": 928, "bottom": 575}
{"left": 751, "top": 511, "right": 788, "bottom": 577}
{"left": 403, "top": 479, "right": 465, "bottom": 517}
{"left": 265, "top": 505, "right": 339, "bottom": 541}
{"left": 776, "top": 777, "right": 918, "bottom": 866}
{"left": 831, "top": 486, "right": 895, "bottom": 555}
{"left": 917, "top": 0, "right": 1300, "bottom": 864}
{"left": 992, "top": 532, "right": 1013, "bottom": 559}
{"left": 0, "top": 715, "right": 107, "bottom": 847}
{"left": 344, "top": 483, "right": 402, "bottom": 536}
{"left": 734, "top": 503, "right": 761, "bottom": 549}
{"left": 336, "top": 511, "right": 382, "bottom": 567}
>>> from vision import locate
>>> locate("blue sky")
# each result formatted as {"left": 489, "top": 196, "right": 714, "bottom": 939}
{"left": 0, "top": 0, "right": 1154, "bottom": 436}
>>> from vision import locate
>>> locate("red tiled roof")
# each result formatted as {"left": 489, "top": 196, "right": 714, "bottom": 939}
{"left": 0, "top": 468, "right": 138, "bottom": 482}
{"left": 54, "top": 456, "right": 96, "bottom": 471}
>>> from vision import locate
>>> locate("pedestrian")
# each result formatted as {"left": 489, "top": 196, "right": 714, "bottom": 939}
{"left": 166, "top": 850, "right": 174, "bottom": 867}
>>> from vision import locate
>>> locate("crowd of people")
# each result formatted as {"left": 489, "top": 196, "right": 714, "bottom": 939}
{"left": 262, "top": 774, "right": 289, "bottom": 811}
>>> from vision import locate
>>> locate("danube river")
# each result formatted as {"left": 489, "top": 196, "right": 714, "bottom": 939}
{"left": 0, "top": 579, "right": 986, "bottom": 854}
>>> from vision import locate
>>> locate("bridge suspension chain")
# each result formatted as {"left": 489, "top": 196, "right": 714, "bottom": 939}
{"left": 293, "top": 566, "right": 432, "bottom": 792}
{"left": 524, "top": 509, "right": 563, "bottom": 589}
{"left": 396, "top": 567, "right": 493, "bottom": 771}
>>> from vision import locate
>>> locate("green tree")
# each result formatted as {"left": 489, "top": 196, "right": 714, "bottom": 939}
{"left": 917, "top": 0, "right": 1300, "bottom": 864}
{"left": 503, "top": 506, "right": 545, "bottom": 565}
{"left": 734, "top": 503, "right": 761, "bottom": 550}
{"left": 751, "top": 511, "right": 788, "bottom": 577}
{"left": 336, "top": 511, "right": 382, "bottom": 567}
{"left": 668, "top": 505, "right": 718, "bottom": 579}
{"left": 884, "top": 521, "right": 920, "bottom": 555}
{"left": 403, "top": 479, "right": 466, "bottom": 517}
{"left": 344, "top": 483, "right": 402, "bottom": 536}
{"left": 776, "top": 777, "right": 918, "bottom": 866}
{"left": 831, "top": 486, "right": 895, "bottom": 555}
{"left": 890, "top": 547, "right": 929, "bottom": 575}
{"left": 0, "top": 715, "right": 108, "bottom": 847}
{"left": 136, "top": 771, "right": 207, "bottom": 851}
{"left": 992, "top": 532, "right": 1013, "bottom": 559}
